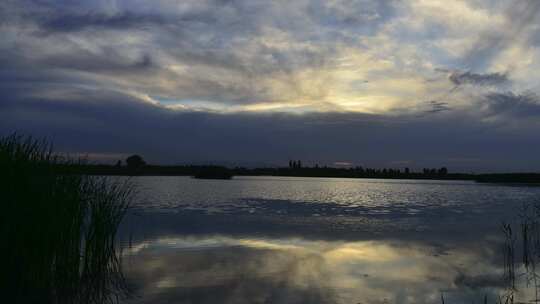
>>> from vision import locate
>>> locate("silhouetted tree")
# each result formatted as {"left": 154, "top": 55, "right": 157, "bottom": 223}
{"left": 115, "top": 160, "right": 122, "bottom": 167}
{"left": 405, "top": 167, "right": 410, "bottom": 174}
{"left": 297, "top": 160, "right": 302, "bottom": 168}
{"left": 126, "top": 155, "right": 146, "bottom": 169}
{"left": 438, "top": 167, "right": 448, "bottom": 175}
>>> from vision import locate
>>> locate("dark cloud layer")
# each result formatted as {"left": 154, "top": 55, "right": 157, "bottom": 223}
{"left": 2, "top": 86, "right": 539, "bottom": 171}
{"left": 483, "top": 92, "right": 540, "bottom": 118}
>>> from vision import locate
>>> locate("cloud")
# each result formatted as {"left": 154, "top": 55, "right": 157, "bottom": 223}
{"left": 449, "top": 71, "right": 508, "bottom": 87}
{"left": 307, "top": 0, "right": 397, "bottom": 35}
{"left": 0, "top": 0, "right": 435, "bottom": 112}
{"left": 40, "top": 12, "right": 169, "bottom": 32}
{"left": 425, "top": 101, "right": 451, "bottom": 114}
{"left": 461, "top": 0, "right": 540, "bottom": 70}
{"left": 482, "top": 92, "right": 540, "bottom": 118}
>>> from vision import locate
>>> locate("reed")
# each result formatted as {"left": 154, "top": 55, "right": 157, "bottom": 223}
{"left": 0, "top": 134, "right": 133, "bottom": 304}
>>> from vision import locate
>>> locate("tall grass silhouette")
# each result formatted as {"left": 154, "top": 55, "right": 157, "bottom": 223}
{"left": 0, "top": 134, "right": 133, "bottom": 304}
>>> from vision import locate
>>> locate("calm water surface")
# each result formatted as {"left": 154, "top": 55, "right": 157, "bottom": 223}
{"left": 118, "top": 176, "right": 540, "bottom": 304}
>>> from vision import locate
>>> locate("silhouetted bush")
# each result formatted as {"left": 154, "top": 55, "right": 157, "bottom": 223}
{"left": 126, "top": 154, "right": 145, "bottom": 169}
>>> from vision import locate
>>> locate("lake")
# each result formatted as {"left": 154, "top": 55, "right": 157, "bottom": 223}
{"left": 117, "top": 176, "right": 540, "bottom": 304}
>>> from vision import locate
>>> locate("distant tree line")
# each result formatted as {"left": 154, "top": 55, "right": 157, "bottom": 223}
{"left": 58, "top": 155, "right": 540, "bottom": 183}
{"left": 63, "top": 155, "right": 454, "bottom": 179}
{"left": 283, "top": 159, "right": 449, "bottom": 178}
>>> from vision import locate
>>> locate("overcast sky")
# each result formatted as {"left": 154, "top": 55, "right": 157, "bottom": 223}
{"left": 1, "top": 0, "right": 540, "bottom": 171}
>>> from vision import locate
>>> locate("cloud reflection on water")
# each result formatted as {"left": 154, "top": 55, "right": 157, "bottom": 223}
{"left": 121, "top": 235, "right": 505, "bottom": 304}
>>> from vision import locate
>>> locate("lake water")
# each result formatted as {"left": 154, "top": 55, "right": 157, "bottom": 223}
{"left": 117, "top": 176, "right": 540, "bottom": 304}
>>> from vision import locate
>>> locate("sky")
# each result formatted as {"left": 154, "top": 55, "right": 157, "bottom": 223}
{"left": 1, "top": 0, "right": 540, "bottom": 172}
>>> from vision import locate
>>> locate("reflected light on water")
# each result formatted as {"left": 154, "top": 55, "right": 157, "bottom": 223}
{"left": 121, "top": 235, "right": 505, "bottom": 304}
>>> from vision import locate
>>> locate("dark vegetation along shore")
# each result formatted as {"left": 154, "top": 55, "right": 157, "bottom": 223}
{"left": 64, "top": 155, "right": 540, "bottom": 184}
{"left": 0, "top": 134, "right": 133, "bottom": 304}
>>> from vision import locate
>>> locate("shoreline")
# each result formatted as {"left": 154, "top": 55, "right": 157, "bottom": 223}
{"left": 60, "top": 164, "right": 540, "bottom": 184}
